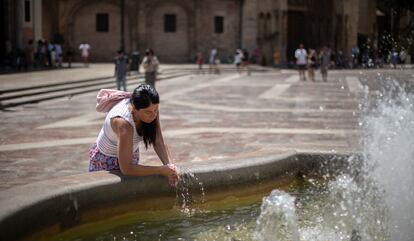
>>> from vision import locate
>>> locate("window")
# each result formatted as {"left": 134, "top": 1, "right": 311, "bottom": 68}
{"left": 214, "top": 16, "right": 224, "bottom": 34}
{"left": 164, "top": 14, "right": 176, "bottom": 32}
{"left": 24, "top": 0, "right": 31, "bottom": 23}
{"left": 96, "top": 13, "right": 109, "bottom": 32}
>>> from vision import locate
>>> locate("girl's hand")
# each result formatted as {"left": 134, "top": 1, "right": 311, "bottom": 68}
{"left": 168, "top": 175, "right": 179, "bottom": 187}
{"left": 165, "top": 164, "right": 180, "bottom": 186}
{"left": 160, "top": 164, "right": 179, "bottom": 177}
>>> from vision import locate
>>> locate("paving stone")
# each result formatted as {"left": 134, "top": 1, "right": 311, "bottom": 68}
{"left": 0, "top": 64, "right": 412, "bottom": 191}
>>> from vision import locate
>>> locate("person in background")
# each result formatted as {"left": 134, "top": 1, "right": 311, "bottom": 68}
{"left": 141, "top": 48, "right": 159, "bottom": 88}
{"left": 273, "top": 49, "right": 281, "bottom": 68}
{"left": 196, "top": 52, "right": 204, "bottom": 74}
{"left": 390, "top": 48, "right": 399, "bottom": 69}
{"left": 295, "top": 44, "right": 307, "bottom": 81}
{"left": 44, "top": 40, "right": 52, "bottom": 68}
{"left": 90, "top": 84, "right": 179, "bottom": 186}
{"left": 24, "top": 40, "right": 35, "bottom": 70}
{"left": 234, "top": 49, "right": 243, "bottom": 74}
{"left": 307, "top": 48, "right": 317, "bottom": 82}
{"left": 399, "top": 49, "right": 407, "bottom": 69}
{"left": 241, "top": 49, "right": 251, "bottom": 75}
{"left": 319, "top": 46, "right": 331, "bottom": 82}
{"left": 114, "top": 50, "right": 129, "bottom": 91}
{"left": 54, "top": 43, "right": 63, "bottom": 68}
{"left": 336, "top": 50, "right": 345, "bottom": 69}
{"left": 48, "top": 42, "right": 56, "bottom": 68}
{"left": 351, "top": 45, "right": 360, "bottom": 68}
{"left": 65, "top": 45, "right": 74, "bottom": 68}
{"left": 208, "top": 48, "right": 219, "bottom": 74}
{"left": 79, "top": 42, "right": 91, "bottom": 67}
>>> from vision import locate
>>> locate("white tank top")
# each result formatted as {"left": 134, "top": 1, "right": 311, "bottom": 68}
{"left": 96, "top": 99, "right": 142, "bottom": 157}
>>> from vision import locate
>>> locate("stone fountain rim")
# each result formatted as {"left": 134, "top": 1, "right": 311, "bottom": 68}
{"left": 0, "top": 151, "right": 357, "bottom": 240}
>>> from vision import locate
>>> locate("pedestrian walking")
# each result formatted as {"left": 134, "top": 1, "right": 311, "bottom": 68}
{"left": 234, "top": 49, "right": 242, "bottom": 74}
{"left": 48, "top": 42, "right": 56, "bottom": 68}
{"left": 295, "top": 44, "right": 307, "bottom": 81}
{"left": 241, "top": 49, "right": 251, "bottom": 75}
{"left": 307, "top": 48, "right": 317, "bottom": 82}
{"left": 45, "top": 40, "right": 53, "bottom": 68}
{"left": 208, "top": 48, "right": 220, "bottom": 74}
{"left": 79, "top": 42, "right": 91, "bottom": 67}
{"left": 273, "top": 49, "right": 281, "bottom": 68}
{"left": 319, "top": 46, "right": 331, "bottom": 82}
{"left": 196, "top": 52, "right": 204, "bottom": 74}
{"left": 336, "top": 50, "right": 346, "bottom": 69}
{"left": 351, "top": 46, "right": 360, "bottom": 68}
{"left": 65, "top": 46, "right": 74, "bottom": 68}
{"left": 35, "top": 39, "right": 46, "bottom": 68}
{"left": 90, "top": 84, "right": 179, "bottom": 186}
{"left": 54, "top": 43, "right": 63, "bottom": 68}
{"left": 114, "top": 50, "right": 129, "bottom": 91}
{"left": 390, "top": 49, "right": 399, "bottom": 69}
{"left": 399, "top": 49, "right": 407, "bottom": 69}
{"left": 141, "top": 48, "right": 159, "bottom": 88}
{"left": 24, "top": 40, "right": 35, "bottom": 70}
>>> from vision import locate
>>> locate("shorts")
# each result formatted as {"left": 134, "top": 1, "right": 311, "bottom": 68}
{"left": 298, "top": 64, "right": 307, "bottom": 70}
{"left": 89, "top": 143, "right": 140, "bottom": 172}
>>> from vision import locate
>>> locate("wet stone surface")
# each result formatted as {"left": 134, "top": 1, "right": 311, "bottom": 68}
{"left": 0, "top": 64, "right": 412, "bottom": 191}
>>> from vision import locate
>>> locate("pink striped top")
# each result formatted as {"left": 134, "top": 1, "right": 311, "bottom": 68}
{"left": 96, "top": 99, "right": 142, "bottom": 157}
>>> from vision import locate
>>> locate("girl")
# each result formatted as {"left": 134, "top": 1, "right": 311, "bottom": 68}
{"left": 89, "top": 84, "right": 179, "bottom": 185}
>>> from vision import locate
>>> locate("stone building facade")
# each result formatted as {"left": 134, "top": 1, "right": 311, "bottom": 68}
{"left": 3, "top": 0, "right": 391, "bottom": 65}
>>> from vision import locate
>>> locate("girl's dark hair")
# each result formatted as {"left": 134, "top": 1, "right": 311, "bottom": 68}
{"left": 130, "top": 84, "right": 160, "bottom": 149}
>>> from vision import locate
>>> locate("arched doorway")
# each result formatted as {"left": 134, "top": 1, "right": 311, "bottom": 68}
{"left": 149, "top": 2, "right": 189, "bottom": 62}
{"left": 72, "top": 1, "right": 130, "bottom": 61}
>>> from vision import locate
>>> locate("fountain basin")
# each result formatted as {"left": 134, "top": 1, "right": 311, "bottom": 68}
{"left": 0, "top": 151, "right": 355, "bottom": 241}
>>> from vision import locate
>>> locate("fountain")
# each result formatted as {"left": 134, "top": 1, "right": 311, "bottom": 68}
{"left": 250, "top": 72, "right": 414, "bottom": 241}
{"left": 0, "top": 71, "right": 413, "bottom": 241}
{"left": 360, "top": 75, "right": 414, "bottom": 240}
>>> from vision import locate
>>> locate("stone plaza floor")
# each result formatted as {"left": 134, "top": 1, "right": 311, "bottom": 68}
{"left": 0, "top": 64, "right": 413, "bottom": 191}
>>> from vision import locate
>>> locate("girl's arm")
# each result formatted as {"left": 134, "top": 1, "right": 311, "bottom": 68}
{"left": 152, "top": 115, "right": 179, "bottom": 186}
{"left": 111, "top": 117, "right": 176, "bottom": 177}
{"left": 153, "top": 115, "right": 172, "bottom": 165}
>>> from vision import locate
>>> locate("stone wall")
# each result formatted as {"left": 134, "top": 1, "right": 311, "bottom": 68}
{"left": 257, "top": 0, "right": 287, "bottom": 65}
{"left": 29, "top": 0, "right": 380, "bottom": 63}
{"left": 56, "top": 0, "right": 240, "bottom": 62}
{"left": 58, "top": 0, "right": 132, "bottom": 62}
{"left": 195, "top": 0, "right": 240, "bottom": 63}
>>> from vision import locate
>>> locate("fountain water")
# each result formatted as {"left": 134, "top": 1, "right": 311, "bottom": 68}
{"left": 254, "top": 72, "right": 414, "bottom": 240}
{"left": 175, "top": 167, "right": 206, "bottom": 215}
{"left": 361, "top": 75, "right": 414, "bottom": 241}
{"left": 254, "top": 190, "right": 300, "bottom": 241}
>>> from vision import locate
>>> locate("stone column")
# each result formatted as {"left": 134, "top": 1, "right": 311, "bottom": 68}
{"left": 129, "top": 0, "right": 138, "bottom": 53}
{"left": 188, "top": 0, "right": 196, "bottom": 61}
{"left": 16, "top": 0, "right": 24, "bottom": 48}
{"left": 279, "top": 0, "right": 288, "bottom": 65}
{"left": 241, "top": 0, "right": 257, "bottom": 53}
{"left": 343, "top": 0, "right": 359, "bottom": 61}
{"left": 33, "top": 0, "right": 42, "bottom": 41}
{"left": 137, "top": 1, "right": 147, "bottom": 54}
